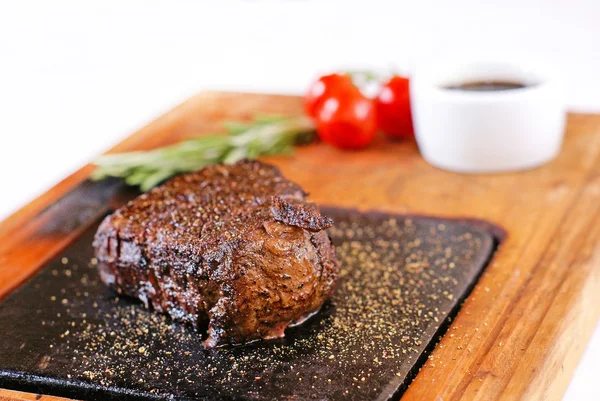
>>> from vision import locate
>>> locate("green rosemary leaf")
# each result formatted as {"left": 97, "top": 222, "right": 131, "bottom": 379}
{"left": 223, "top": 121, "right": 252, "bottom": 135}
{"left": 91, "top": 116, "right": 315, "bottom": 191}
{"left": 140, "top": 169, "right": 176, "bottom": 192}
{"left": 253, "top": 115, "right": 289, "bottom": 124}
{"left": 222, "top": 147, "right": 248, "bottom": 164}
{"left": 125, "top": 169, "right": 152, "bottom": 186}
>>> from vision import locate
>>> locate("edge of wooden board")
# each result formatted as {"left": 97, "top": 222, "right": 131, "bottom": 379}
{"left": 0, "top": 388, "right": 72, "bottom": 401}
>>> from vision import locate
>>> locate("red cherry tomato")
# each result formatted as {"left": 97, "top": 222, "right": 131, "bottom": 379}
{"left": 304, "top": 73, "right": 358, "bottom": 119}
{"left": 315, "top": 91, "right": 377, "bottom": 149}
{"left": 375, "top": 75, "right": 414, "bottom": 138}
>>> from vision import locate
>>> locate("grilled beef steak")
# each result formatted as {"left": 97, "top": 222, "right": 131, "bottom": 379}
{"left": 93, "top": 160, "right": 339, "bottom": 347}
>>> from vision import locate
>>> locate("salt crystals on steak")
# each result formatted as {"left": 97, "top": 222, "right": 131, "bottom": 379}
{"left": 93, "top": 160, "right": 339, "bottom": 347}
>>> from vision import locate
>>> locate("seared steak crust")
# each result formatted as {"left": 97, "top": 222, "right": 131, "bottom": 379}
{"left": 93, "top": 160, "right": 339, "bottom": 347}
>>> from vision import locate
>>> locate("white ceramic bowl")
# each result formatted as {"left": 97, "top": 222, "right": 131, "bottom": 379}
{"left": 410, "top": 61, "right": 566, "bottom": 173}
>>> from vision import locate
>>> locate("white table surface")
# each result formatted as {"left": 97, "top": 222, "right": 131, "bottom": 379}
{"left": 0, "top": 1, "right": 598, "bottom": 400}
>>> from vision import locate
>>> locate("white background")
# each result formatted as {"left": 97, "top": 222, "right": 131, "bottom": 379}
{"left": 0, "top": 1, "right": 598, "bottom": 399}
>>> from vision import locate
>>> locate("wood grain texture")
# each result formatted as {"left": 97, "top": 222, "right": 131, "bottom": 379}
{"left": 1, "top": 92, "right": 599, "bottom": 401}
{"left": 0, "top": 388, "right": 71, "bottom": 401}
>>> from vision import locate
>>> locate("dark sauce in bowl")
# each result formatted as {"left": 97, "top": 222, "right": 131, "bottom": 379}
{"left": 444, "top": 81, "right": 528, "bottom": 92}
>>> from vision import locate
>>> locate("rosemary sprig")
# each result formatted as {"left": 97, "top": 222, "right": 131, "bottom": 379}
{"left": 91, "top": 115, "right": 315, "bottom": 191}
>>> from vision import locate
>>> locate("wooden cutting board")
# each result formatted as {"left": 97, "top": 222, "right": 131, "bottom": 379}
{"left": 1, "top": 92, "right": 599, "bottom": 401}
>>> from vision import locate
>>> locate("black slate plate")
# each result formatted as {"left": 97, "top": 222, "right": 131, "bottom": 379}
{"left": 0, "top": 207, "right": 500, "bottom": 401}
